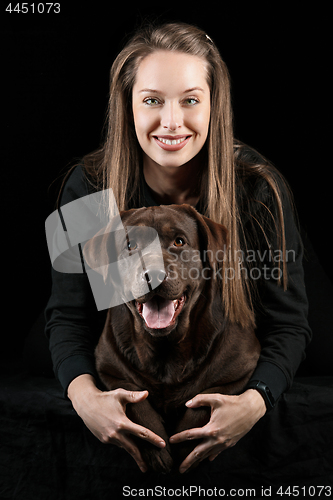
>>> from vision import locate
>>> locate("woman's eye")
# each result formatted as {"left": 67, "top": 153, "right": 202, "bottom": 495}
{"left": 173, "top": 237, "right": 185, "bottom": 247}
{"left": 184, "top": 98, "right": 199, "bottom": 105}
{"left": 144, "top": 98, "right": 160, "bottom": 106}
{"left": 127, "top": 240, "right": 138, "bottom": 251}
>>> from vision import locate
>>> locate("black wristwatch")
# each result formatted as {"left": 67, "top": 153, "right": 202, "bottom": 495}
{"left": 246, "top": 380, "right": 275, "bottom": 412}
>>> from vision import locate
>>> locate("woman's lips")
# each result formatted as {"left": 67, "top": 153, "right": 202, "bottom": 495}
{"left": 153, "top": 135, "right": 191, "bottom": 151}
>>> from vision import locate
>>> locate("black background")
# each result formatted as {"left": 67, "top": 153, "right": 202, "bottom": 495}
{"left": 2, "top": 4, "right": 331, "bottom": 352}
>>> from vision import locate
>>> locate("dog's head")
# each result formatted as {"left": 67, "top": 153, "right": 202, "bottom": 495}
{"left": 83, "top": 204, "right": 227, "bottom": 338}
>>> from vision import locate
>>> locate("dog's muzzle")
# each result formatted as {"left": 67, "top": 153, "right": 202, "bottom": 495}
{"left": 143, "top": 268, "right": 166, "bottom": 289}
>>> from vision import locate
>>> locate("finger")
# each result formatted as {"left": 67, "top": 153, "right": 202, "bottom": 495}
{"left": 186, "top": 393, "right": 221, "bottom": 408}
{"left": 178, "top": 441, "right": 213, "bottom": 473}
{"left": 209, "top": 451, "right": 221, "bottom": 462}
{"left": 117, "top": 389, "right": 149, "bottom": 405}
{"left": 169, "top": 426, "right": 208, "bottom": 444}
{"left": 126, "top": 420, "right": 166, "bottom": 448}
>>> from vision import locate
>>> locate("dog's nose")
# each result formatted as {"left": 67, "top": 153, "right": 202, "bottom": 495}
{"left": 144, "top": 269, "right": 166, "bottom": 286}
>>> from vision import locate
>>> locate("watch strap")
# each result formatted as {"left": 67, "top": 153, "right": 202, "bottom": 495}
{"left": 246, "top": 380, "right": 275, "bottom": 412}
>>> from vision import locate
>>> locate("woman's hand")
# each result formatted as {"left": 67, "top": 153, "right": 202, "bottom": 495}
{"left": 67, "top": 374, "right": 166, "bottom": 473}
{"left": 169, "top": 389, "right": 266, "bottom": 473}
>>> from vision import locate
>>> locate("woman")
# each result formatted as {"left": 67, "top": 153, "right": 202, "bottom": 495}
{"left": 45, "top": 22, "right": 311, "bottom": 474}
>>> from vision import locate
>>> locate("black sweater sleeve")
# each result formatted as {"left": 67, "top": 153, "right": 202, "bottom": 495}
{"left": 44, "top": 166, "right": 107, "bottom": 395}
{"left": 245, "top": 179, "right": 312, "bottom": 400}
{"left": 248, "top": 209, "right": 312, "bottom": 400}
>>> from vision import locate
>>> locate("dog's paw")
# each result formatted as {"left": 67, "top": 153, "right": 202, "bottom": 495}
{"left": 171, "top": 407, "right": 211, "bottom": 471}
{"left": 141, "top": 445, "right": 174, "bottom": 474}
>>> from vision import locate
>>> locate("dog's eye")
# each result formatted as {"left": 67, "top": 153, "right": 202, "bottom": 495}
{"left": 173, "top": 237, "right": 185, "bottom": 247}
{"left": 127, "top": 240, "right": 137, "bottom": 251}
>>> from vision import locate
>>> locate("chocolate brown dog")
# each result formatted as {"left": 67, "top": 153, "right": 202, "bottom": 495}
{"left": 83, "top": 204, "right": 260, "bottom": 473}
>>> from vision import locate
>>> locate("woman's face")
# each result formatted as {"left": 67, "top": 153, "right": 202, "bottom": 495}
{"left": 132, "top": 50, "right": 211, "bottom": 169}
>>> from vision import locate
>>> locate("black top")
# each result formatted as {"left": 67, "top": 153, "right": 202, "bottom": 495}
{"left": 44, "top": 164, "right": 312, "bottom": 402}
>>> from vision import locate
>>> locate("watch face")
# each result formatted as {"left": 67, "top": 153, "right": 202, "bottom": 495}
{"left": 265, "top": 388, "right": 275, "bottom": 408}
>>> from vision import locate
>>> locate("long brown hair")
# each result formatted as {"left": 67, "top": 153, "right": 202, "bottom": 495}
{"left": 69, "top": 21, "right": 294, "bottom": 328}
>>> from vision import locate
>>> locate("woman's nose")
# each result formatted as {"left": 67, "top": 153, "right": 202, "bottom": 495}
{"left": 160, "top": 101, "right": 183, "bottom": 131}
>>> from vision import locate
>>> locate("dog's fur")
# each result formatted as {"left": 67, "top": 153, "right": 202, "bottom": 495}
{"left": 83, "top": 204, "right": 260, "bottom": 473}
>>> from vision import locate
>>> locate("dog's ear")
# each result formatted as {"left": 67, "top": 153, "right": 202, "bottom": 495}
{"left": 200, "top": 214, "right": 228, "bottom": 253}
{"left": 83, "top": 208, "right": 140, "bottom": 281}
{"left": 83, "top": 224, "right": 117, "bottom": 281}
{"left": 176, "top": 204, "right": 228, "bottom": 265}
{"left": 83, "top": 227, "right": 108, "bottom": 271}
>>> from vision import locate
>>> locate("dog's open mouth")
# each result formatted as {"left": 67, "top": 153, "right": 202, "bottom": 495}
{"left": 135, "top": 294, "right": 186, "bottom": 330}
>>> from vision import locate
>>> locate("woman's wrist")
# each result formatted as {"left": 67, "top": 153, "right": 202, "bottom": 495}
{"left": 242, "top": 388, "right": 267, "bottom": 418}
{"left": 67, "top": 373, "right": 100, "bottom": 410}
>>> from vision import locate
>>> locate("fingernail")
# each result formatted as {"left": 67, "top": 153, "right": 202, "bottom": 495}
{"left": 179, "top": 467, "right": 186, "bottom": 474}
{"left": 140, "top": 466, "right": 147, "bottom": 473}
{"left": 158, "top": 441, "right": 165, "bottom": 448}
{"left": 185, "top": 400, "right": 193, "bottom": 407}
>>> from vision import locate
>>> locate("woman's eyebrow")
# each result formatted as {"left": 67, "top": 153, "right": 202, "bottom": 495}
{"left": 183, "top": 87, "right": 205, "bottom": 93}
{"left": 139, "top": 88, "right": 160, "bottom": 94}
{"left": 138, "top": 87, "right": 205, "bottom": 94}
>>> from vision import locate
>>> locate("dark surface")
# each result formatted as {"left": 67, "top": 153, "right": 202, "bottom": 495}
{"left": 1, "top": 364, "right": 332, "bottom": 499}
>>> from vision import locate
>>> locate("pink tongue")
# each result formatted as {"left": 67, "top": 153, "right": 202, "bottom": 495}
{"left": 142, "top": 297, "right": 175, "bottom": 329}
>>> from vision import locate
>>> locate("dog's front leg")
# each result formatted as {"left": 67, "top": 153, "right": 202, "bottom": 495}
{"left": 171, "top": 385, "right": 234, "bottom": 470}
{"left": 126, "top": 397, "right": 174, "bottom": 473}
{"left": 171, "top": 403, "right": 211, "bottom": 470}
{"left": 100, "top": 376, "right": 173, "bottom": 473}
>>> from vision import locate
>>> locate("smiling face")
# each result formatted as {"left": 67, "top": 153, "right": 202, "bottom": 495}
{"left": 132, "top": 50, "right": 211, "bottom": 169}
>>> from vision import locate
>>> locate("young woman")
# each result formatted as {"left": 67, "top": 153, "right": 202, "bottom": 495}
{"left": 45, "top": 22, "right": 311, "bottom": 474}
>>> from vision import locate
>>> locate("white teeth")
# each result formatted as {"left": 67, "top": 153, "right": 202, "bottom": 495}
{"left": 157, "top": 137, "right": 187, "bottom": 145}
